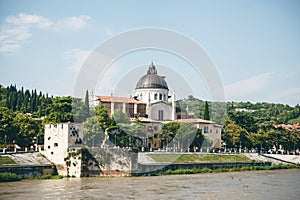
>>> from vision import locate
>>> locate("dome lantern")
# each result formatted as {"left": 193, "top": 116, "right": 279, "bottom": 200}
{"left": 135, "top": 63, "right": 168, "bottom": 90}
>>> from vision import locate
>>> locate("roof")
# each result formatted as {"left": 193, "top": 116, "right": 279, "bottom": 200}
{"left": 96, "top": 96, "right": 145, "bottom": 104}
{"left": 174, "top": 118, "right": 223, "bottom": 127}
{"left": 273, "top": 124, "right": 300, "bottom": 132}
{"left": 135, "top": 63, "right": 168, "bottom": 90}
{"left": 173, "top": 118, "right": 214, "bottom": 123}
{"left": 131, "top": 117, "right": 162, "bottom": 123}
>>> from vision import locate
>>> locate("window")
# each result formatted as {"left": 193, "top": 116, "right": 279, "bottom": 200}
{"left": 54, "top": 143, "right": 58, "bottom": 147}
{"left": 204, "top": 126, "right": 209, "bottom": 133}
{"left": 158, "top": 110, "right": 164, "bottom": 121}
{"left": 159, "top": 93, "right": 162, "bottom": 100}
{"left": 154, "top": 126, "right": 158, "bottom": 131}
{"left": 164, "top": 94, "right": 166, "bottom": 101}
{"left": 216, "top": 130, "right": 218, "bottom": 134}
{"left": 154, "top": 93, "right": 158, "bottom": 100}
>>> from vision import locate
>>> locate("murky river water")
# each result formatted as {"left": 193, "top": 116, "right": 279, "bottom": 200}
{"left": 0, "top": 169, "right": 299, "bottom": 200}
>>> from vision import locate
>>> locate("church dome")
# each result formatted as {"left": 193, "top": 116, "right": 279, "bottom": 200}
{"left": 135, "top": 63, "right": 168, "bottom": 89}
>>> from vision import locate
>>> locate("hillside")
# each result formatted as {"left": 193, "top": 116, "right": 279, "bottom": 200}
{"left": 176, "top": 95, "right": 300, "bottom": 125}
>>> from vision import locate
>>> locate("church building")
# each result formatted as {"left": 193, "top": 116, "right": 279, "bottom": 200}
{"left": 95, "top": 63, "right": 222, "bottom": 149}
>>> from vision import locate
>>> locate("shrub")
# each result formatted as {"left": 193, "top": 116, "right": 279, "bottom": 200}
{"left": 201, "top": 168, "right": 212, "bottom": 173}
{"left": 0, "top": 172, "right": 21, "bottom": 182}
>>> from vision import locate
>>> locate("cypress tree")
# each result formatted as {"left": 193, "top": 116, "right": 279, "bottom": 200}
{"left": 84, "top": 90, "right": 90, "bottom": 118}
{"left": 24, "top": 90, "right": 30, "bottom": 112}
{"left": 5, "top": 86, "right": 10, "bottom": 108}
{"left": 10, "top": 91, "right": 17, "bottom": 111}
{"left": 17, "top": 91, "right": 23, "bottom": 111}
{"left": 203, "top": 101, "right": 210, "bottom": 120}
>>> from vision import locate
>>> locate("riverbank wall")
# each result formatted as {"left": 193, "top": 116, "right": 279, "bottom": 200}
{"left": 135, "top": 162, "right": 272, "bottom": 175}
{"left": 0, "top": 152, "right": 57, "bottom": 179}
{"left": 0, "top": 165, "right": 57, "bottom": 178}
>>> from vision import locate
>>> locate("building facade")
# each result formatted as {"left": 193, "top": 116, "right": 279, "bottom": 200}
{"left": 95, "top": 63, "right": 222, "bottom": 149}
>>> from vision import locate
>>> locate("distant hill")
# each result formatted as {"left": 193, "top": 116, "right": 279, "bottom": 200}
{"left": 176, "top": 95, "right": 300, "bottom": 125}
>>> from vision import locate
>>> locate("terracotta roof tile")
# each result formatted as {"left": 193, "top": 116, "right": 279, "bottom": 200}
{"left": 96, "top": 96, "right": 145, "bottom": 104}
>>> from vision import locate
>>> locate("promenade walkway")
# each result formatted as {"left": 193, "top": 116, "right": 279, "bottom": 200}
{"left": 245, "top": 153, "right": 300, "bottom": 165}
{"left": 1, "top": 152, "right": 51, "bottom": 165}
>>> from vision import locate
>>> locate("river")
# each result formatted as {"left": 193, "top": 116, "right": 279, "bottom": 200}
{"left": 0, "top": 169, "right": 299, "bottom": 200}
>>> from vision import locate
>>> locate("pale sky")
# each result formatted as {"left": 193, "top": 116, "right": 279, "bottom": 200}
{"left": 0, "top": 0, "right": 299, "bottom": 105}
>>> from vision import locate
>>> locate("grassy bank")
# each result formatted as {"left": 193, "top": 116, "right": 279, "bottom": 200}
{"left": 147, "top": 153, "right": 252, "bottom": 163}
{"left": 0, "top": 173, "right": 64, "bottom": 182}
{"left": 162, "top": 164, "right": 300, "bottom": 175}
{"left": 0, "top": 156, "right": 16, "bottom": 165}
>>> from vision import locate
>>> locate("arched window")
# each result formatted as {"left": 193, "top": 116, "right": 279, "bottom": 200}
{"left": 159, "top": 93, "right": 162, "bottom": 100}
{"left": 154, "top": 93, "right": 158, "bottom": 100}
{"left": 140, "top": 94, "right": 143, "bottom": 100}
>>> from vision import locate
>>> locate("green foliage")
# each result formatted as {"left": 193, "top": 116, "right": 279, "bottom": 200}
{"left": 161, "top": 122, "right": 180, "bottom": 145}
{"left": 84, "top": 90, "right": 90, "bottom": 118}
{"left": 147, "top": 154, "right": 251, "bottom": 163}
{"left": 161, "top": 122, "right": 204, "bottom": 151}
{"left": 113, "top": 109, "right": 130, "bottom": 124}
{"left": 95, "top": 102, "right": 111, "bottom": 128}
{"left": 13, "top": 113, "right": 39, "bottom": 147}
{"left": 83, "top": 116, "right": 104, "bottom": 147}
{"left": 0, "top": 172, "right": 21, "bottom": 182}
{"left": 0, "top": 107, "right": 15, "bottom": 144}
{"left": 44, "top": 97, "right": 73, "bottom": 123}
{"left": 203, "top": 101, "right": 210, "bottom": 120}
{"left": 3, "top": 85, "right": 53, "bottom": 115}
{"left": 223, "top": 118, "right": 249, "bottom": 148}
{"left": 176, "top": 97, "right": 226, "bottom": 124}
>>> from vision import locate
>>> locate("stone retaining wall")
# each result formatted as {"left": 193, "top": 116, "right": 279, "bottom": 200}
{"left": 0, "top": 165, "right": 57, "bottom": 178}
{"left": 136, "top": 162, "right": 272, "bottom": 175}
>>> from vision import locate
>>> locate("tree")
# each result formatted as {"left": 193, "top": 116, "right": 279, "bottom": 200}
{"left": 83, "top": 116, "right": 104, "bottom": 147}
{"left": 72, "top": 97, "right": 86, "bottom": 123}
{"left": 117, "top": 122, "right": 146, "bottom": 148}
{"left": 44, "top": 97, "right": 73, "bottom": 123}
{"left": 12, "top": 113, "right": 38, "bottom": 147}
{"left": 162, "top": 122, "right": 204, "bottom": 151}
{"left": 223, "top": 118, "right": 249, "bottom": 149}
{"left": 84, "top": 90, "right": 90, "bottom": 119}
{"left": 161, "top": 122, "right": 180, "bottom": 146}
{"left": 113, "top": 109, "right": 130, "bottom": 124}
{"left": 203, "top": 101, "right": 210, "bottom": 120}
{"left": 95, "top": 102, "right": 111, "bottom": 129}
{"left": 30, "top": 89, "right": 37, "bottom": 112}
{"left": 175, "top": 123, "right": 200, "bottom": 150}
{"left": 227, "top": 111, "right": 257, "bottom": 133}
{"left": 0, "top": 107, "right": 16, "bottom": 144}
{"left": 10, "top": 91, "right": 17, "bottom": 111}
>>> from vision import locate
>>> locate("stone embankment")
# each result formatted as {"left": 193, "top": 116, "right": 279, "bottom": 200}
{"left": 136, "top": 153, "right": 272, "bottom": 175}
{"left": 0, "top": 152, "right": 56, "bottom": 178}
{"left": 245, "top": 153, "right": 300, "bottom": 165}
{"left": 5, "top": 152, "right": 51, "bottom": 165}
